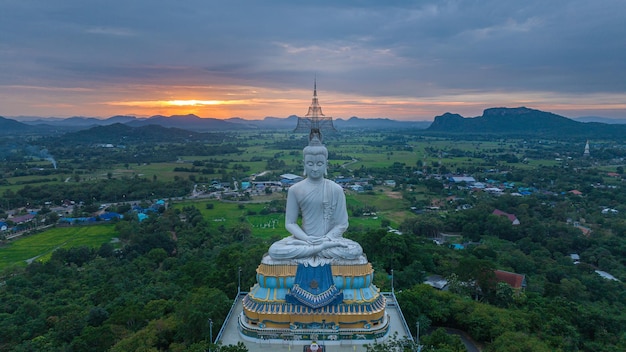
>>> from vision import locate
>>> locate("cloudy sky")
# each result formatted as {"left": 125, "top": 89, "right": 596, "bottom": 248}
{"left": 1, "top": 0, "right": 625, "bottom": 120}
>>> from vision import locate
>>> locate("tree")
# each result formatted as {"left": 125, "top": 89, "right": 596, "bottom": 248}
{"left": 493, "top": 282, "right": 515, "bottom": 308}
{"left": 395, "top": 260, "right": 426, "bottom": 289}
{"left": 86, "top": 307, "right": 109, "bottom": 327}
{"left": 175, "top": 287, "right": 231, "bottom": 344}
{"left": 109, "top": 317, "right": 175, "bottom": 352}
{"left": 213, "top": 342, "right": 249, "bottom": 352}
{"left": 455, "top": 257, "right": 496, "bottom": 301}
{"left": 420, "top": 328, "right": 466, "bottom": 352}
{"left": 364, "top": 332, "right": 418, "bottom": 352}
{"left": 485, "top": 214, "right": 518, "bottom": 241}
{"left": 486, "top": 331, "right": 552, "bottom": 352}
{"left": 399, "top": 215, "right": 443, "bottom": 238}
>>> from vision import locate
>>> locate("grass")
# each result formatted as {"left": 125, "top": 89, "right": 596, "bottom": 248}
{"left": 173, "top": 199, "right": 287, "bottom": 239}
{"left": 128, "top": 162, "right": 192, "bottom": 181}
{"left": 0, "top": 224, "right": 119, "bottom": 270}
{"left": 2, "top": 134, "right": 591, "bottom": 271}
{"left": 346, "top": 187, "right": 414, "bottom": 228}
{"left": 171, "top": 189, "right": 409, "bottom": 240}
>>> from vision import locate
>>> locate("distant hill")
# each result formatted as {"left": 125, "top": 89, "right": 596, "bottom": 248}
{"left": 573, "top": 116, "right": 626, "bottom": 124}
{"left": 55, "top": 123, "right": 223, "bottom": 145}
{"left": 0, "top": 116, "right": 40, "bottom": 135}
{"left": 426, "top": 107, "right": 626, "bottom": 138}
{"left": 9, "top": 114, "right": 430, "bottom": 133}
{"left": 125, "top": 114, "right": 248, "bottom": 131}
{"left": 224, "top": 115, "right": 431, "bottom": 130}
{"left": 225, "top": 115, "right": 299, "bottom": 129}
{"left": 334, "top": 116, "right": 431, "bottom": 130}
{"left": 17, "top": 114, "right": 242, "bottom": 132}
{"left": 17, "top": 109, "right": 626, "bottom": 137}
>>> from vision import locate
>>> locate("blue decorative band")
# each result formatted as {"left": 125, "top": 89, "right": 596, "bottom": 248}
{"left": 287, "top": 283, "right": 343, "bottom": 309}
{"left": 285, "top": 263, "right": 343, "bottom": 309}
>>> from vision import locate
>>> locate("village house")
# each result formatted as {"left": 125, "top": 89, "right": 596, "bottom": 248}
{"left": 595, "top": 270, "right": 619, "bottom": 281}
{"left": 492, "top": 209, "right": 520, "bottom": 225}
{"left": 9, "top": 213, "right": 36, "bottom": 225}
{"left": 494, "top": 270, "right": 527, "bottom": 292}
{"left": 424, "top": 275, "right": 448, "bottom": 290}
{"left": 279, "top": 173, "right": 303, "bottom": 186}
{"left": 601, "top": 208, "right": 619, "bottom": 215}
{"left": 383, "top": 180, "right": 396, "bottom": 187}
{"left": 448, "top": 176, "right": 476, "bottom": 183}
{"left": 574, "top": 224, "right": 592, "bottom": 236}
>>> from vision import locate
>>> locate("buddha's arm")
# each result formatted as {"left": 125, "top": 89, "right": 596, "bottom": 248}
{"left": 324, "top": 186, "right": 349, "bottom": 239}
{"left": 285, "top": 188, "right": 315, "bottom": 242}
{"left": 325, "top": 223, "right": 348, "bottom": 239}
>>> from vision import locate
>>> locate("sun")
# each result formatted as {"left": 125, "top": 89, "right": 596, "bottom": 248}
{"left": 166, "top": 100, "right": 223, "bottom": 106}
{"left": 104, "top": 98, "right": 252, "bottom": 118}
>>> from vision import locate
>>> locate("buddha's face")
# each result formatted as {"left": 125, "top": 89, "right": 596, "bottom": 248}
{"left": 304, "top": 153, "right": 327, "bottom": 180}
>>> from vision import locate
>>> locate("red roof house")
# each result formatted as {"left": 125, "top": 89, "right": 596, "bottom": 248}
{"left": 9, "top": 213, "right": 35, "bottom": 224}
{"left": 492, "top": 209, "right": 520, "bottom": 225}
{"left": 494, "top": 270, "right": 526, "bottom": 290}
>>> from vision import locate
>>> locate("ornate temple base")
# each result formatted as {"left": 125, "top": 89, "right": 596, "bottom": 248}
{"left": 239, "top": 256, "right": 390, "bottom": 342}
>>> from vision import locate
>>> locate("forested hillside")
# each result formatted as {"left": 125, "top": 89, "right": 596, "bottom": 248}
{"left": 427, "top": 107, "right": 626, "bottom": 138}
{"left": 1, "top": 130, "right": 625, "bottom": 351}
{"left": 1, "top": 206, "right": 264, "bottom": 351}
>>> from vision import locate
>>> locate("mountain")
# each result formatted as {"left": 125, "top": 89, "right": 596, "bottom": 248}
{"left": 426, "top": 107, "right": 626, "bottom": 138}
{"left": 0, "top": 116, "right": 40, "bottom": 135}
{"left": 55, "top": 123, "right": 222, "bottom": 145}
{"left": 261, "top": 115, "right": 300, "bottom": 129}
{"left": 16, "top": 115, "right": 139, "bottom": 135}
{"left": 225, "top": 115, "right": 430, "bottom": 130}
{"left": 9, "top": 114, "right": 431, "bottom": 132}
{"left": 225, "top": 115, "right": 298, "bottom": 129}
{"left": 19, "top": 116, "right": 99, "bottom": 126}
{"left": 334, "top": 116, "right": 431, "bottom": 129}
{"left": 103, "top": 115, "right": 138, "bottom": 124}
{"left": 573, "top": 116, "right": 626, "bottom": 124}
{"left": 125, "top": 114, "right": 247, "bottom": 131}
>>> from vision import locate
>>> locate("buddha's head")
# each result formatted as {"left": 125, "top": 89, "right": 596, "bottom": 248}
{"left": 303, "top": 136, "right": 328, "bottom": 179}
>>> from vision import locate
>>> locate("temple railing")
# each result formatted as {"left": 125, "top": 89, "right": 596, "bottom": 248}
{"left": 215, "top": 292, "right": 247, "bottom": 342}
{"left": 382, "top": 292, "right": 415, "bottom": 342}
{"left": 239, "top": 313, "right": 390, "bottom": 341}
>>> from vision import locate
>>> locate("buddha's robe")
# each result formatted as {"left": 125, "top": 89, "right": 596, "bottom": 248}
{"left": 268, "top": 179, "right": 363, "bottom": 262}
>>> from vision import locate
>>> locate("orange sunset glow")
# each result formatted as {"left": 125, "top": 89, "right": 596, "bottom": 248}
{"left": 3, "top": 80, "right": 624, "bottom": 120}
{"left": 1, "top": 1, "right": 624, "bottom": 120}
{"left": 89, "top": 86, "right": 626, "bottom": 121}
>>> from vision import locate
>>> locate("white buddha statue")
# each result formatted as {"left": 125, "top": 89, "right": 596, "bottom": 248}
{"left": 267, "top": 137, "right": 364, "bottom": 265}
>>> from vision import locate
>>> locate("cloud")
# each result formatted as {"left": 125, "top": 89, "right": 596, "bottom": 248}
{"left": 0, "top": 0, "right": 625, "bottom": 119}
{"left": 85, "top": 27, "right": 137, "bottom": 36}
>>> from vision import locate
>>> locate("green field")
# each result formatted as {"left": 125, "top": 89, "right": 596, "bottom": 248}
{"left": 173, "top": 199, "right": 288, "bottom": 239}
{"left": 1, "top": 133, "right": 607, "bottom": 271}
{"left": 0, "top": 188, "right": 405, "bottom": 272}
{"left": 346, "top": 187, "right": 413, "bottom": 228}
{"left": 172, "top": 189, "right": 409, "bottom": 239}
{"left": 0, "top": 224, "right": 119, "bottom": 271}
